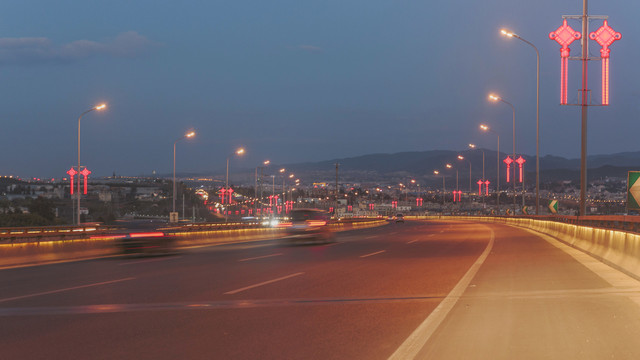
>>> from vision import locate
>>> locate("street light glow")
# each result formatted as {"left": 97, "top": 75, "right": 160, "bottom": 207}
{"left": 500, "top": 29, "right": 514, "bottom": 37}
{"left": 433, "top": 170, "right": 439, "bottom": 175}
{"left": 289, "top": 174, "right": 294, "bottom": 178}
{"left": 279, "top": 168, "right": 285, "bottom": 173}
{"left": 446, "top": 164, "right": 452, "bottom": 169}
{"left": 94, "top": 104, "right": 107, "bottom": 110}
{"left": 469, "top": 143, "right": 476, "bottom": 149}
{"left": 488, "top": 94, "right": 500, "bottom": 101}
{"left": 480, "top": 124, "right": 489, "bottom": 131}
{"left": 236, "top": 148, "right": 245, "bottom": 155}
{"left": 264, "top": 160, "right": 270, "bottom": 165}
{"left": 185, "top": 131, "right": 195, "bottom": 138}
{"left": 458, "top": 155, "right": 464, "bottom": 160}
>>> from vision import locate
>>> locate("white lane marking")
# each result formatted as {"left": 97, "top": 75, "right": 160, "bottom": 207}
{"left": 388, "top": 226, "right": 495, "bottom": 360}
{"left": 360, "top": 250, "right": 387, "bottom": 258}
{"left": 238, "top": 253, "right": 283, "bottom": 262}
{"left": 118, "top": 256, "right": 182, "bottom": 266}
{"left": 407, "top": 240, "right": 419, "bottom": 244}
{"left": 224, "top": 272, "right": 304, "bottom": 295}
{"left": 0, "top": 277, "right": 136, "bottom": 303}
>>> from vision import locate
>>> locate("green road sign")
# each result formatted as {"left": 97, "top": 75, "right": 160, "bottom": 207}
{"left": 627, "top": 171, "right": 640, "bottom": 211}
{"left": 548, "top": 200, "right": 558, "bottom": 214}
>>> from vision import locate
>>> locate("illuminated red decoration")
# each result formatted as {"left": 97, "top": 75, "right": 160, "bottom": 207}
{"left": 219, "top": 188, "right": 227, "bottom": 204}
{"left": 79, "top": 168, "right": 91, "bottom": 195}
{"left": 503, "top": 156, "right": 514, "bottom": 183}
{"left": 515, "top": 156, "right": 526, "bottom": 183}
{"left": 484, "top": 180, "right": 491, "bottom": 196}
{"left": 347, "top": 205, "right": 352, "bottom": 212}
{"left": 549, "top": 19, "right": 581, "bottom": 105}
{"left": 415, "top": 198, "right": 422, "bottom": 207}
{"left": 392, "top": 201, "right": 398, "bottom": 209}
{"left": 227, "top": 188, "right": 234, "bottom": 204}
{"left": 452, "top": 190, "right": 462, "bottom": 202}
{"left": 589, "top": 20, "right": 621, "bottom": 105}
{"left": 329, "top": 207, "right": 334, "bottom": 213}
{"left": 66, "top": 167, "right": 77, "bottom": 194}
{"left": 477, "top": 180, "right": 483, "bottom": 196}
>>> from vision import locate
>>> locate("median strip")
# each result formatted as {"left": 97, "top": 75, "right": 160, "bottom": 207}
{"left": 224, "top": 272, "right": 304, "bottom": 295}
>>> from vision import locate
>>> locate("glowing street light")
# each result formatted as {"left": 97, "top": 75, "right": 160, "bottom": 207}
{"left": 173, "top": 130, "right": 196, "bottom": 219}
{"left": 458, "top": 155, "right": 472, "bottom": 193}
{"left": 76, "top": 103, "right": 107, "bottom": 225}
{"left": 480, "top": 123, "right": 500, "bottom": 213}
{"left": 501, "top": 28, "right": 541, "bottom": 215}
{"left": 489, "top": 93, "right": 517, "bottom": 214}
{"left": 225, "top": 147, "right": 245, "bottom": 222}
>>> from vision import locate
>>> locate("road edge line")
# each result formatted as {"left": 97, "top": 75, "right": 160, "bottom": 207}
{"left": 387, "top": 226, "right": 495, "bottom": 360}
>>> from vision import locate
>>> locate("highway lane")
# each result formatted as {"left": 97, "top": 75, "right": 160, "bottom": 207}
{"left": 2, "top": 220, "right": 640, "bottom": 359}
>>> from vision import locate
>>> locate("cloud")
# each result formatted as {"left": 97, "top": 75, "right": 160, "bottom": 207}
{"left": 0, "top": 32, "right": 159, "bottom": 65}
{"left": 298, "top": 45, "right": 323, "bottom": 52}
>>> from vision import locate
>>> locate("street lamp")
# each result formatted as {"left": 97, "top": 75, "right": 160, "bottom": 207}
{"left": 225, "top": 147, "right": 245, "bottom": 222}
{"left": 480, "top": 124, "right": 500, "bottom": 213}
{"left": 76, "top": 103, "right": 107, "bottom": 225}
{"left": 173, "top": 130, "right": 196, "bottom": 219}
{"left": 489, "top": 93, "right": 517, "bottom": 214}
{"left": 434, "top": 170, "right": 445, "bottom": 205}
{"left": 501, "top": 28, "right": 540, "bottom": 215}
{"left": 458, "top": 155, "right": 472, "bottom": 193}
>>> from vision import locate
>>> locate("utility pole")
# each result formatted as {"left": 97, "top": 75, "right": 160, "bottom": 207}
{"left": 335, "top": 163, "right": 339, "bottom": 217}
{"left": 579, "top": 0, "right": 589, "bottom": 216}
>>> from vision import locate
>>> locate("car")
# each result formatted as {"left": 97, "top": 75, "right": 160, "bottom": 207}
{"left": 284, "top": 209, "right": 333, "bottom": 244}
{"left": 114, "top": 220, "right": 179, "bottom": 255}
{"left": 395, "top": 214, "right": 405, "bottom": 223}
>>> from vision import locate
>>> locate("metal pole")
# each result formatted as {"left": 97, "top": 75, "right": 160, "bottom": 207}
{"left": 511, "top": 34, "right": 541, "bottom": 214}
{"left": 76, "top": 108, "right": 94, "bottom": 225}
{"left": 482, "top": 150, "right": 485, "bottom": 207}
{"left": 225, "top": 157, "right": 229, "bottom": 222}
{"left": 469, "top": 162, "right": 472, "bottom": 193}
{"left": 335, "top": 163, "right": 339, "bottom": 216}
{"left": 442, "top": 175, "right": 445, "bottom": 205}
{"left": 497, "top": 135, "right": 500, "bottom": 213}
{"left": 173, "top": 141, "right": 177, "bottom": 214}
{"left": 579, "top": 0, "right": 589, "bottom": 216}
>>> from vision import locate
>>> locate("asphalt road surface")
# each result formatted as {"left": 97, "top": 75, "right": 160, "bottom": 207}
{"left": 2, "top": 220, "right": 640, "bottom": 359}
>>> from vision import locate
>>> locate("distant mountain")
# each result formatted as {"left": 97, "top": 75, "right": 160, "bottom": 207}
{"left": 170, "top": 150, "right": 640, "bottom": 186}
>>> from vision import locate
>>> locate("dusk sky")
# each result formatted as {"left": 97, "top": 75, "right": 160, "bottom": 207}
{"left": 1, "top": 0, "right": 638, "bottom": 178}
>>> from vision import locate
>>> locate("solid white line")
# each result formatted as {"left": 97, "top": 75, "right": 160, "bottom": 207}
{"left": 238, "top": 253, "right": 283, "bottom": 262}
{"left": 407, "top": 240, "right": 418, "bottom": 244}
{"left": 388, "top": 227, "right": 495, "bottom": 360}
{"left": 224, "top": 272, "right": 304, "bottom": 295}
{"left": 0, "top": 277, "right": 136, "bottom": 303}
{"left": 118, "top": 256, "right": 182, "bottom": 266}
{"left": 360, "top": 250, "right": 386, "bottom": 258}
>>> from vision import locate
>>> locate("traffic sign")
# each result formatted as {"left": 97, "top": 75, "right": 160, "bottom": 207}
{"left": 522, "top": 206, "right": 530, "bottom": 215}
{"left": 548, "top": 200, "right": 558, "bottom": 214}
{"left": 627, "top": 171, "right": 640, "bottom": 211}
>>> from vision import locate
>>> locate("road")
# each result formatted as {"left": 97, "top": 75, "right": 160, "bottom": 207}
{"left": 2, "top": 220, "right": 640, "bottom": 359}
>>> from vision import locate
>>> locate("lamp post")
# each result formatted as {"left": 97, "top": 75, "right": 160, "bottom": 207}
{"left": 480, "top": 124, "right": 500, "bottom": 213}
{"left": 469, "top": 144, "right": 485, "bottom": 207}
{"left": 225, "top": 147, "right": 245, "bottom": 222}
{"left": 255, "top": 160, "right": 270, "bottom": 214}
{"left": 173, "top": 130, "right": 196, "bottom": 219}
{"left": 501, "top": 29, "right": 540, "bottom": 215}
{"left": 433, "top": 170, "right": 445, "bottom": 206}
{"left": 489, "top": 94, "right": 517, "bottom": 214}
{"left": 76, "top": 103, "right": 106, "bottom": 225}
{"left": 279, "top": 168, "right": 286, "bottom": 215}
{"left": 457, "top": 155, "right": 472, "bottom": 193}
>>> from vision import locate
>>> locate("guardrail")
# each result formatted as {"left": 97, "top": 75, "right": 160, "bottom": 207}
{"left": 0, "top": 224, "right": 114, "bottom": 243}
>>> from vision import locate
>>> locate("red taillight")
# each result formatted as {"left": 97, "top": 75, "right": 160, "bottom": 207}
{"left": 278, "top": 222, "right": 293, "bottom": 228}
{"left": 306, "top": 220, "right": 326, "bottom": 227}
{"left": 129, "top": 232, "right": 165, "bottom": 238}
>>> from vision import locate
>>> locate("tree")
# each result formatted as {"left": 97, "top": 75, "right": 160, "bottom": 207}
{"left": 28, "top": 196, "right": 55, "bottom": 222}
